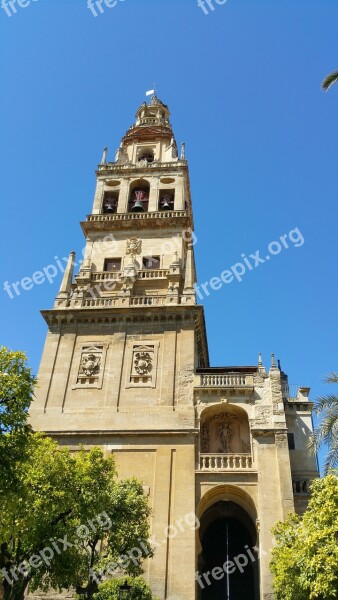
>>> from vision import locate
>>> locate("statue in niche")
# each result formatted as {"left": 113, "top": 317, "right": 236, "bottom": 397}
{"left": 217, "top": 421, "right": 232, "bottom": 453}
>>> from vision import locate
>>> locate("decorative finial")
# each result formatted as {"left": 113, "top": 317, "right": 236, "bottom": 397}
{"left": 181, "top": 142, "right": 185, "bottom": 160}
{"left": 258, "top": 352, "right": 263, "bottom": 366}
{"left": 278, "top": 359, "right": 281, "bottom": 371}
{"left": 54, "top": 251, "right": 76, "bottom": 307}
{"left": 101, "top": 147, "right": 108, "bottom": 164}
{"left": 271, "top": 353, "right": 276, "bottom": 368}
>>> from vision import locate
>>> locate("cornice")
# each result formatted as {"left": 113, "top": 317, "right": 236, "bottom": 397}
{"left": 96, "top": 160, "right": 188, "bottom": 177}
{"left": 41, "top": 429, "right": 199, "bottom": 437}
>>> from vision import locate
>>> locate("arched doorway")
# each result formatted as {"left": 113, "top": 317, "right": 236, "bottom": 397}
{"left": 197, "top": 501, "right": 259, "bottom": 600}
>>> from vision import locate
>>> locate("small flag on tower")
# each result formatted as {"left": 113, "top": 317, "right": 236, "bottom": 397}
{"left": 146, "top": 89, "right": 155, "bottom": 96}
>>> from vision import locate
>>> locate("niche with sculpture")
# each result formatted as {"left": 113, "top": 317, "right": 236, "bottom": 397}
{"left": 200, "top": 411, "right": 251, "bottom": 454}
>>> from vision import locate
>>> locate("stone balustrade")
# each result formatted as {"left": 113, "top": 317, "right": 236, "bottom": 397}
{"left": 199, "top": 453, "right": 253, "bottom": 471}
{"left": 86, "top": 210, "right": 188, "bottom": 222}
{"left": 82, "top": 295, "right": 168, "bottom": 308}
{"left": 199, "top": 373, "right": 248, "bottom": 387}
{"left": 82, "top": 297, "right": 119, "bottom": 308}
{"left": 292, "top": 479, "right": 312, "bottom": 494}
{"left": 137, "top": 269, "right": 169, "bottom": 279}
{"left": 97, "top": 160, "right": 187, "bottom": 172}
{"left": 90, "top": 269, "right": 169, "bottom": 282}
{"left": 91, "top": 272, "right": 121, "bottom": 281}
{"left": 130, "top": 295, "right": 166, "bottom": 306}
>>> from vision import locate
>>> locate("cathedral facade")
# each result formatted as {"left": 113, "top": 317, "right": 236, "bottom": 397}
{"left": 30, "top": 95, "right": 318, "bottom": 600}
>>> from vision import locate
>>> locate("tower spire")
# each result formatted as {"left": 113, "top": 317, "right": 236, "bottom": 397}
{"left": 54, "top": 251, "right": 75, "bottom": 307}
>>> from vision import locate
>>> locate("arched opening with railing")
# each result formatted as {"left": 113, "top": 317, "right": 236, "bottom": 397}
{"left": 199, "top": 405, "right": 252, "bottom": 471}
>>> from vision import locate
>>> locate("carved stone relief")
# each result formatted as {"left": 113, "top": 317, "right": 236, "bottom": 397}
{"left": 200, "top": 413, "right": 250, "bottom": 454}
{"left": 128, "top": 344, "right": 158, "bottom": 387}
{"left": 126, "top": 237, "right": 142, "bottom": 257}
{"left": 133, "top": 350, "right": 153, "bottom": 376}
{"left": 75, "top": 345, "right": 105, "bottom": 388}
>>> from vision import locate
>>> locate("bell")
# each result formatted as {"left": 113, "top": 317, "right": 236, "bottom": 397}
{"left": 131, "top": 200, "right": 145, "bottom": 212}
{"left": 161, "top": 200, "right": 171, "bottom": 210}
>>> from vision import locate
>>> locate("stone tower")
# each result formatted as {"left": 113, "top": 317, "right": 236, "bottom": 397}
{"left": 30, "top": 95, "right": 318, "bottom": 600}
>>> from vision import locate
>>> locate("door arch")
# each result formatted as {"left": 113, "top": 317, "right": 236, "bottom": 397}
{"left": 197, "top": 500, "right": 259, "bottom": 600}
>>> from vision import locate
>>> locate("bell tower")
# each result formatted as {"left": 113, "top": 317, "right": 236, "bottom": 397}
{"left": 31, "top": 94, "right": 209, "bottom": 600}
{"left": 31, "top": 94, "right": 318, "bottom": 600}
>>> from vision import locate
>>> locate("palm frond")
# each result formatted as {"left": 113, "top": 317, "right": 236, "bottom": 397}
{"left": 317, "top": 411, "right": 338, "bottom": 444}
{"left": 312, "top": 394, "right": 338, "bottom": 414}
{"left": 323, "top": 440, "right": 338, "bottom": 475}
{"left": 322, "top": 70, "right": 338, "bottom": 91}
{"left": 324, "top": 372, "right": 338, "bottom": 384}
{"left": 307, "top": 433, "right": 317, "bottom": 455}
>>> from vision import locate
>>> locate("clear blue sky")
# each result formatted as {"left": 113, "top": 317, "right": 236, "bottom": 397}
{"left": 1, "top": 0, "right": 337, "bottom": 472}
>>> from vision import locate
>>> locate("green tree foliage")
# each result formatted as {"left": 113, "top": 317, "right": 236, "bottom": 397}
{"left": 1, "top": 437, "right": 152, "bottom": 600}
{"left": 309, "top": 372, "right": 338, "bottom": 474}
{"left": 93, "top": 576, "right": 158, "bottom": 600}
{"left": 270, "top": 473, "right": 338, "bottom": 600}
{"left": 0, "top": 347, "right": 36, "bottom": 488}
{"left": 322, "top": 70, "right": 338, "bottom": 91}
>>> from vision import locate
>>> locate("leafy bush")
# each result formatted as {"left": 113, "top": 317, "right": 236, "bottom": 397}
{"left": 94, "top": 577, "right": 158, "bottom": 600}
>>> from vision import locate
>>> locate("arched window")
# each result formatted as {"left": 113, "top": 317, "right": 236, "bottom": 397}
{"left": 138, "top": 147, "right": 155, "bottom": 163}
{"left": 128, "top": 181, "right": 150, "bottom": 213}
{"left": 159, "top": 189, "right": 175, "bottom": 211}
{"left": 102, "top": 191, "right": 119, "bottom": 214}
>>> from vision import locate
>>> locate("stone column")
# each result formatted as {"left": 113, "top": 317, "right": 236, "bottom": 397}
{"left": 252, "top": 430, "right": 283, "bottom": 600}
{"left": 148, "top": 176, "right": 159, "bottom": 212}
{"left": 92, "top": 179, "right": 105, "bottom": 214}
{"left": 117, "top": 178, "right": 130, "bottom": 213}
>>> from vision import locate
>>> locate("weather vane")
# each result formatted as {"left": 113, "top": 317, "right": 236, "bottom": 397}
{"left": 146, "top": 83, "right": 156, "bottom": 97}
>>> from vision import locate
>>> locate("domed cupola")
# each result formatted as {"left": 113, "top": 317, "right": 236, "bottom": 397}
{"left": 134, "top": 94, "right": 171, "bottom": 128}
{"left": 117, "top": 94, "right": 178, "bottom": 164}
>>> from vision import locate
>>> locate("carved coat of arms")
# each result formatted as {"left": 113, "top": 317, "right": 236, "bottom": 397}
{"left": 134, "top": 352, "right": 153, "bottom": 375}
{"left": 79, "top": 353, "right": 101, "bottom": 376}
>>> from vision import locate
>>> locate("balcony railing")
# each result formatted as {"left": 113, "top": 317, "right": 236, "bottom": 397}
{"left": 130, "top": 295, "right": 166, "bottom": 306}
{"left": 90, "top": 269, "right": 169, "bottom": 282}
{"left": 97, "top": 160, "right": 187, "bottom": 171}
{"left": 83, "top": 297, "right": 119, "bottom": 308}
{"left": 199, "top": 373, "right": 248, "bottom": 387}
{"left": 292, "top": 479, "right": 313, "bottom": 495}
{"left": 199, "top": 454, "right": 253, "bottom": 471}
{"left": 86, "top": 210, "right": 188, "bottom": 223}
{"left": 91, "top": 272, "right": 121, "bottom": 282}
{"left": 137, "top": 269, "right": 169, "bottom": 279}
{"left": 82, "top": 295, "right": 167, "bottom": 308}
